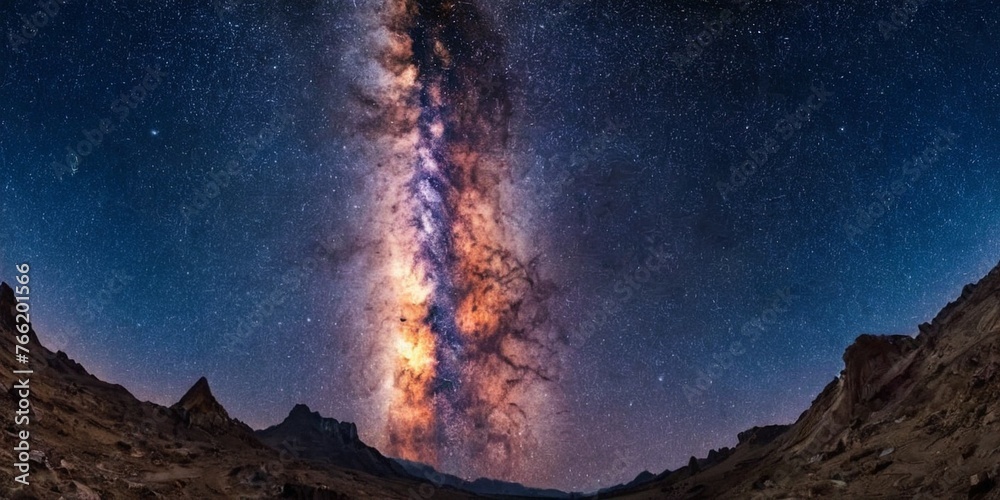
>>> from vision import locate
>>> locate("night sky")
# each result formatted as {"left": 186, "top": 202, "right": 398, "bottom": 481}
{"left": 3, "top": 0, "right": 1000, "bottom": 492}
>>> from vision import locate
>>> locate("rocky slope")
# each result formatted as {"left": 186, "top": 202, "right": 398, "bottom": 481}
{"left": 257, "top": 405, "right": 576, "bottom": 498}
{"left": 4, "top": 256, "right": 1000, "bottom": 499}
{"left": 0, "top": 282, "right": 476, "bottom": 499}
{"left": 256, "top": 404, "right": 410, "bottom": 479}
{"left": 607, "top": 260, "right": 1000, "bottom": 499}
{"left": 394, "top": 458, "right": 573, "bottom": 498}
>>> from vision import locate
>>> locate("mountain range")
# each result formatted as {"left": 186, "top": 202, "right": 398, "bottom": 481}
{"left": 2, "top": 260, "right": 1000, "bottom": 498}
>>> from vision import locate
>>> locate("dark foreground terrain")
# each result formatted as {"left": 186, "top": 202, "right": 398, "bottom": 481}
{"left": 3, "top": 260, "right": 1000, "bottom": 499}
{"left": 0, "top": 282, "right": 476, "bottom": 499}
{"left": 606, "top": 261, "right": 1000, "bottom": 499}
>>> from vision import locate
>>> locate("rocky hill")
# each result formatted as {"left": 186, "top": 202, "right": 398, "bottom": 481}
{"left": 0, "top": 282, "right": 475, "bottom": 499}
{"left": 3, "top": 257, "right": 1000, "bottom": 499}
{"left": 256, "top": 403, "right": 410, "bottom": 479}
{"left": 606, "top": 261, "right": 1000, "bottom": 499}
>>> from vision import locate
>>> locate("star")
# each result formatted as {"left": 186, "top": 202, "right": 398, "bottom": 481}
{"left": 2, "top": 0, "right": 995, "bottom": 494}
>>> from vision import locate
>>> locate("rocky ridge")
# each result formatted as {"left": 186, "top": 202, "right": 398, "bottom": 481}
{"left": 0, "top": 282, "right": 475, "bottom": 499}
{"left": 607, "top": 260, "right": 1000, "bottom": 498}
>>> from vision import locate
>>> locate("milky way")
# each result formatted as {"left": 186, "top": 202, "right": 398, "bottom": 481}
{"left": 7, "top": 0, "right": 1000, "bottom": 493}
{"left": 346, "top": 0, "right": 563, "bottom": 483}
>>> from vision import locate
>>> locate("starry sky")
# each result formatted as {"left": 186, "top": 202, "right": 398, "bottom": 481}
{"left": 2, "top": 0, "right": 1000, "bottom": 492}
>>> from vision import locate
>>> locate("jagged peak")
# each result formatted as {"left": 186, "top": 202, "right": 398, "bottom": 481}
{"left": 178, "top": 377, "right": 213, "bottom": 405}
{"left": 278, "top": 403, "right": 359, "bottom": 441}
{"left": 288, "top": 403, "right": 317, "bottom": 419}
{"left": 172, "top": 377, "right": 232, "bottom": 422}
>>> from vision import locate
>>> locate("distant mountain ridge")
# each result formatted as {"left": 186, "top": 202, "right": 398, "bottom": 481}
{"left": 256, "top": 403, "right": 410, "bottom": 479}
{"left": 0, "top": 282, "right": 475, "bottom": 499}
{"left": 2, "top": 258, "right": 1000, "bottom": 498}
{"left": 393, "top": 457, "right": 575, "bottom": 498}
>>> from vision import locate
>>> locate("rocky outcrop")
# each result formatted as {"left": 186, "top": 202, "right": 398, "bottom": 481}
{"left": 171, "top": 377, "right": 234, "bottom": 430}
{"left": 169, "top": 376, "right": 269, "bottom": 451}
{"left": 841, "top": 334, "right": 919, "bottom": 413}
{"left": 255, "top": 404, "right": 408, "bottom": 478}
{"left": 779, "top": 333, "right": 921, "bottom": 460}
{"left": 0, "top": 281, "right": 475, "bottom": 500}
{"left": 736, "top": 425, "right": 789, "bottom": 447}
{"left": 609, "top": 259, "right": 1000, "bottom": 499}
{"left": 5, "top": 256, "right": 1000, "bottom": 499}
